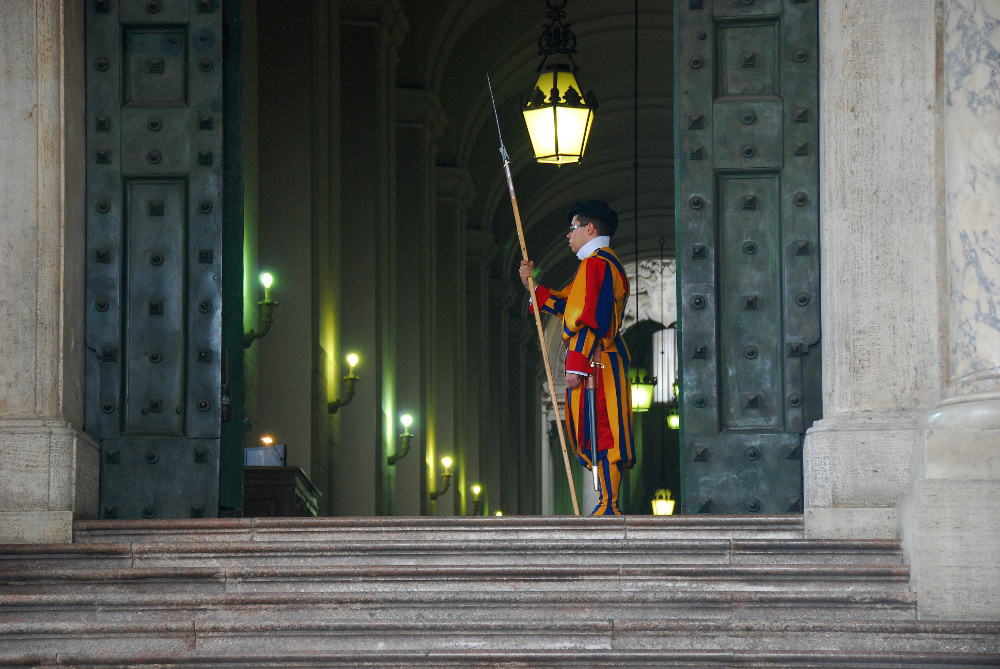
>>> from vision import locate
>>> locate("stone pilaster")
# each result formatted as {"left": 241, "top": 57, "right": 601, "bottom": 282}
{"left": 335, "top": 0, "right": 407, "bottom": 516}
{"left": 307, "top": 0, "right": 340, "bottom": 517}
{"left": 463, "top": 229, "right": 495, "bottom": 513}
{"left": 256, "top": 0, "right": 318, "bottom": 491}
{"left": 394, "top": 88, "right": 444, "bottom": 515}
{"left": 900, "top": 0, "right": 1000, "bottom": 620}
{"left": 0, "top": 0, "right": 96, "bottom": 543}
{"left": 804, "top": 0, "right": 942, "bottom": 539}
{"left": 485, "top": 276, "right": 514, "bottom": 514}
{"left": 435, "top": 167, "right": 474, "bottom": 514}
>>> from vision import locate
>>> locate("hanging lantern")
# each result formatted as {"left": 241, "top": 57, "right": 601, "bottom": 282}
{"left": 666, "top": 399, "right": 680, "bottom": 430}
{"left": 521, "top": 1, "right": 598, "bottom": 164}
{"left": 631, "top": 374, "right": 656, "bottom": 413}
{"left": 522, "top": 64, "right": 596, "bottom": 164}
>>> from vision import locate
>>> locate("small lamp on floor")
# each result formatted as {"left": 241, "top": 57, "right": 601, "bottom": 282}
{"left": 652, "top": 489, "right": 675, "bottom": 516}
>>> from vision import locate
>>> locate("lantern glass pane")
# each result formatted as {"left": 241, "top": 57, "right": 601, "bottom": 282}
{"left": 534, "top": 71, "right": 555, "bottom": 102}
{"left": 554, "top": 106, "right": 591, "bottom": 156}
{"left": 652, "top": 498, "right": 676, "bottom": 515}
{"left": 553, "top": 69, "right": 585, "bottom": 104}
{"left": 579, "top": 109, "right": 594, "bottom": 155}
{"left": 523, "top": 107, "right": 557, "bottom": 159}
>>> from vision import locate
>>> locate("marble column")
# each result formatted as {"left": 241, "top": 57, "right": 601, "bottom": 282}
{"left": 900, "top": 0, "right": 1000, "bottom": 621}
{"left": 0, "top": 0, "right": 96, "bottom": 543}
{"left": 335, "top": 0, "right": 407, "bottom": 516}
{"left": 464, "top": 230, "right": 495, "bottom": 513}
{"left": 804, "top": 0, "right": 943, "bottom": 539}
{"left": 394, "top": 88, "right": 444, "bottom": 515}
{"left": 436, "top": 168, "right": 475, "bottom": 514}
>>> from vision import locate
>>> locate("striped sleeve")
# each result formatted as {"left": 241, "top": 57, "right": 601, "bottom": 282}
{"left": 530, "top": 284, "right": 569, "bottom": 317}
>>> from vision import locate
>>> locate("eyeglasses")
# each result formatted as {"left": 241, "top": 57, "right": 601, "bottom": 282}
{"left": 568, "top": 222, "right": 587, "bottom": 233}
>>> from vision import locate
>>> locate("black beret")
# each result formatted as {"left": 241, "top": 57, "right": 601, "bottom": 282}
{"left": 567, "top": 200, "right": 619, "bottom": 237}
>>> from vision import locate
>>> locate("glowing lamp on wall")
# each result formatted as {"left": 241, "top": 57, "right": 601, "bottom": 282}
{"left": 243, "top": 271, "right": 279, "bottom": 348}
{"left": 471, "top": 484, "right": 483, "bottom": 516}
{"left": 328, "top": 353, "right": 360, "bottom": 414}
{"left": 388, "top": 413, "right": 414, "bottom": 466}
{"left": 430, "top": 456, "right": 453, "bottom": 502}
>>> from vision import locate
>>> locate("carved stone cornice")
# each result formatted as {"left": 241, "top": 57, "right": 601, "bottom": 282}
{"left": 465, "top": 229, "right": 497, "bottom": 265}
{"left": 396, "top": 88, "right": 446, "bottom": 140}
{"left": 489, "top": 277, "right": 515, "bottom": 311}
{"left": 435, "top": 167, "right": 475, "bottom": 209}
{"left": 341, "top": 0, "right": 409, "bottom": 48}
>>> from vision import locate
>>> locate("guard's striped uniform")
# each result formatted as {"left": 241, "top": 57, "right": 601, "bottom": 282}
{"left": 533, "top": 247, "right": 634, "bottom": 515}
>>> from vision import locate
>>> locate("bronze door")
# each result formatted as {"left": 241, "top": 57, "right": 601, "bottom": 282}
{"left": 675, "top": 0, "right": 820, "bottom": 514}
{"left": 85, "top": 0, "right": 226, "bottom": 519}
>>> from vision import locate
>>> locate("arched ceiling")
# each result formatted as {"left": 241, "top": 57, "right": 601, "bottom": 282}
{"left": 396, "top": 0, "right": 675, "bottom": 290}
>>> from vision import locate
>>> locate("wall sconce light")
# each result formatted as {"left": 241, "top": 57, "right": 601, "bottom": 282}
{"left": 388, "top": 414, "right": 414, "bottom": 465}
{"left": 471, "top": 484, "right": 483, "bottom": 515}
{"left": 631, "top": 373, "right": 657, "bottom": 413}
{"left": 520, "top": 0, "right": 597, "bottom": 165}
{"left": 243, "top": 272, "right": 279, "bottom": 348}
{"left": 652, "top": 489, "right": 675, "bottom": 516}
{"left": 429, "top": 456, "right": 453, "bottom": 501}
{"left": 328, "top": 353, "right": 360, "bottom": 414}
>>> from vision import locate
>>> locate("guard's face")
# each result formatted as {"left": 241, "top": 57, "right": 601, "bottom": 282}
{"left": 567, "top": 215, "right": 592, "bottom": 254}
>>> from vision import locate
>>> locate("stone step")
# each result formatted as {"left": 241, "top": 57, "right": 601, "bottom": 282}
{"left": 1, "top": 538, "right": 903, "bottom": 570}
{"left": 71, "top": 515, "right": 806, "bottom": 545}
{"left": 3, "top": 654, "right": 998, "bottom": 669}
{"left": 1, "top": 624, "right": 998, "bottom": 667}
{"left": 0, "top": 589, "right": 918, "bottom": 625}
{"left": 0, "top": 564, "right": 912, "bottom": 596}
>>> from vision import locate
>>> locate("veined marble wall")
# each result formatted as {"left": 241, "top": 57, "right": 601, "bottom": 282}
{"left": 899, "top": 0, "right": 1000, "bottom": 621}
{"left": 943, "top": 0, "right": 1000, "bottom": 398}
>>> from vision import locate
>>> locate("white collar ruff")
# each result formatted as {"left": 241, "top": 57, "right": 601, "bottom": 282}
{"left": 576, "top": 236, "right": 611, "bottom": 260}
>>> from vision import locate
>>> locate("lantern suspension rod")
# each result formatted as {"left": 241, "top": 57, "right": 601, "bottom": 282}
{"left": 536, "top": 0, "right": 579, "bottom": 73}
{"left": 487, "top": 73, "right": 580, "bottom": 516}
{"left": 633, "top": 0, "right": 639, "bottom": 327}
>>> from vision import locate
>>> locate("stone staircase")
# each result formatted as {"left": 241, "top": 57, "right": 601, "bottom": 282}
{"left": 1, "top": 516, "right": 998, "bottom": 667}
